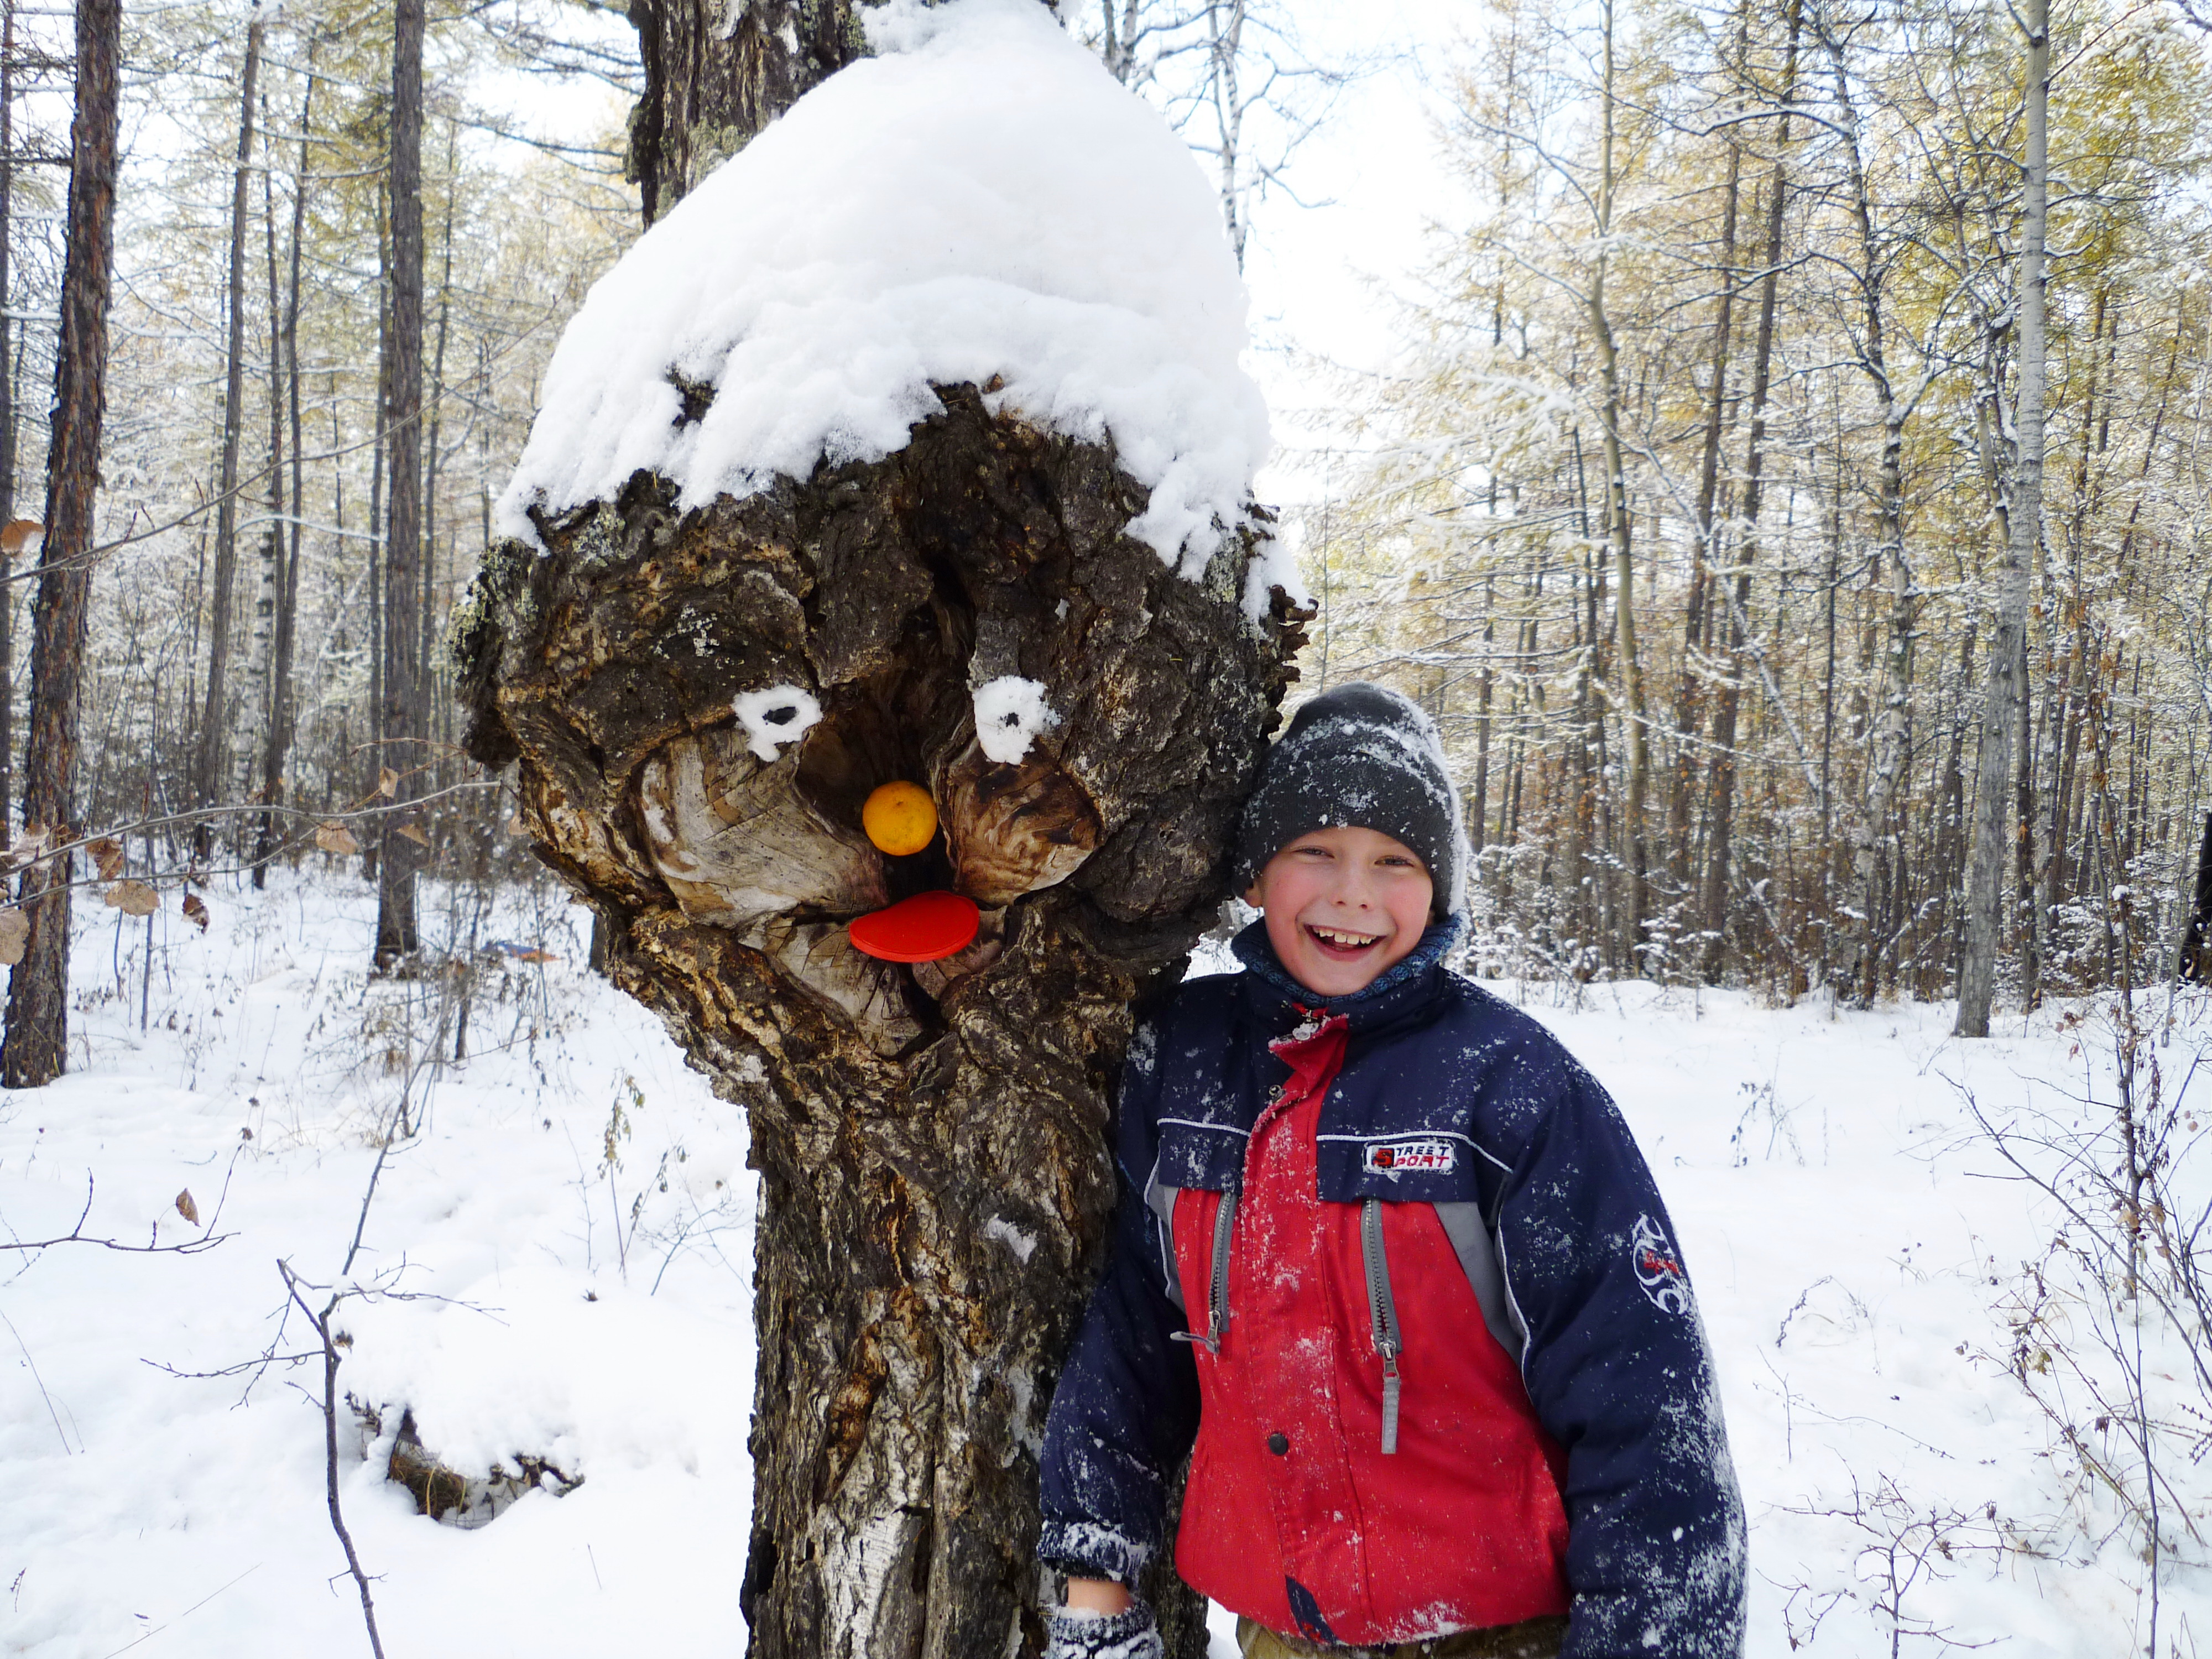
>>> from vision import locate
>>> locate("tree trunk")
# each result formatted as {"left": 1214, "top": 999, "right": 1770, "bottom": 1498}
{"left": 459, "top": 392, "right": 1299, "bottom": 1659}
{"left": 376, "top": 0, "right": 425, "bottom": 969}
{"left": 467, "top": 9, "right": 1298, "bottom": 1655}
{"left": 1592, "top": 0, "right": 1648, "bottom": 969}
{"left": 625, "top": 0, "right": 870, "bottom": 227}
{"left": 255, "top": 60, "right": 315, "bottom": 879}
{"left": 2, "top": 0, "right": 118, "bottom": 1088}
{"left": 0, "top": 0, "right": 17, "bottom": 844}
{"left": 1671, "top": 3, "right": 1747, "bottom": 906}
{"left": 1958, "top": 0, "right": 2047, "bottom": 1037}
{"left": 1701, "top": 0, "right": 1802, "bottom": 983}
{"left": 192, "top": 14, "right": 261, "bottom": 865}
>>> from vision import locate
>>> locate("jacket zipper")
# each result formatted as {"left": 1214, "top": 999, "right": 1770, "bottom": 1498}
{"left": 1360, "top": 1197, "right": 1403, "bottom": 1454}
{"left": 1171, "top": 1189, "right": 1237, "bottom": 1355}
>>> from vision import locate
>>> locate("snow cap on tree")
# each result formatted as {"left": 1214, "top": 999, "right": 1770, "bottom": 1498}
{"left": 496, "top": 0, "right": 1288, "bottom": 606}
{"left": 1235, "top": 682, "right": 1468, "bottom": 918}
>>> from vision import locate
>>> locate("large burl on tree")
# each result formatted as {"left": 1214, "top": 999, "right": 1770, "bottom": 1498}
{"left": 457, "top": 394, "right": 1302, "bottom": 1656}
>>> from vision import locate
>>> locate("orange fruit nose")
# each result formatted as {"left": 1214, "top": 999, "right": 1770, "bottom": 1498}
{"left": 862, "top": 780, "right": 937, "bottom": 857}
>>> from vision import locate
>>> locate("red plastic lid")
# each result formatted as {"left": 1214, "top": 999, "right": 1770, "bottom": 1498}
{"left": 847, "top": 890, "right": 980, "bottom": 963}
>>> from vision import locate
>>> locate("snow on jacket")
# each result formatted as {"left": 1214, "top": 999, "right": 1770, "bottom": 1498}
{"left": 1037, "top": 921, "right": 1747, "bottom": 1657}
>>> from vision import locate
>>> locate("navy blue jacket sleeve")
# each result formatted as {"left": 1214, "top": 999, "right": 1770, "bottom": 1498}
{"left": 1488, "top": 1033, "right": 1747, "bottom": 1658}
{"left": 1036, "top": 1020, "right": 1203, "bottom": 1586}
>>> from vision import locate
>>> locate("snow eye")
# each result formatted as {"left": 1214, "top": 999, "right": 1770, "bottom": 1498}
{"left": 764, "top": 705, "right": 798, "bottom": 727}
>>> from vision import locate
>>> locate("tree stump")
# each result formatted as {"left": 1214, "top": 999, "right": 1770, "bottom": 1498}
{"left": 457, "top": 383, "right": 1303, "bottom": 1657}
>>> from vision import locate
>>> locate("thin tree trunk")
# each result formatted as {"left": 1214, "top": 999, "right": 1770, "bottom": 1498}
{"left": 255, "top": 54, "right": 315, "bottom": 879}
{"left": 1592, "top": 0, "right": 1648, "bottom": 968}
{"left": 3, "top": 0, "right": 119, "bottom": 1088}
{"left": 1959, "top": 0, "right": 2047, "bottom": 1037}
{"left": 1702, "top": 0, "right": 1803, "bottom": 982}
{"left": 192, "top": 14, "right": 262, "bottom": 864}
{"left": 1672, "top": 3, "right": 1749, "bottom": 909}
{"left": 376, "top": 0, "right": 425, "bottom": 968}
{"left": 0, "top": 0, "right": 15, "bottom": 846}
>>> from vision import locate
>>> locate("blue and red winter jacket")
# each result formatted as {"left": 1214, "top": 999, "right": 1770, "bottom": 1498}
{"left": 1037, "top": 921, "right": 1747, "bottom": 1656}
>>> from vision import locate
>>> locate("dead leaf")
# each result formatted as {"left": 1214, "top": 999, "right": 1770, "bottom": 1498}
{"left": 105, "top": 879, "right": 159, "bottom": 916}
{"left": 377, "top": 768, "right": 399, "bottom": 799}
{"left": 316, "top": 821, "right": 361, "bottom": 856}
{"left": 88, "top": 837, "right": 126, "bottom": 880}
{"left": 0, "top": 518, "right": 43, "bottom": 556}
{"left": 175, "top": 1189, "right": 199, "bottom": 1227}
{"left": 395, "top": 822, "right": 430, "bottom": 847}
{"left": 14, "top": 823, "right": 50, "bottom": 861}
{"left": 505, "top": 816, "right": 528, "bottom": 837}
{"left": 181, "top": 893, "right": 210, "bottom": 932}
{"left": 0, "top": 909, "right": 25, "bottom": 966}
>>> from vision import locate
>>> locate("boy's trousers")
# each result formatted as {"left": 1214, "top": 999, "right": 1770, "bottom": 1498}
{"left": 1235, "top": 1614, "right": 1567, "bottom": 1659}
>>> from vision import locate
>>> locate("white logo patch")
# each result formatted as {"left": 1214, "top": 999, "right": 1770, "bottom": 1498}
{"left": 1631, "top": 1213, "right": 1692, "bottom": 1315}
{"left": 1363, "top": 1137, "right": 1456, "bottom": 1177}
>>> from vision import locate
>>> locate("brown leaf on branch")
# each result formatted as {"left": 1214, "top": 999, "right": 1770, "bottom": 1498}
{"left": 0, "top": 908, "right": 25, "bottom": 966}
{"left": 12, "top": 823, "right": 51, "bottom": 865}
{"left": 105, "top": 879, "right": 159, "bottom": 916}
{"left": 377, "top": 768, "right": 399, "bottom": 799}
{"left": 175, "top": 1189, "right": 199, "bottom": 1227}
{"left": 181, "top": 893, "right": 210, "bottom": 932}
{"left": 394, "top": 823, "right": 430, "bottom": 848}
{"left": 316, "top": 821, "right": 361, "bottom": 856}
{"left": 88, "top": 837, "right": 125, "bottom": 880}
{"left": 0, "top": 518, "right": 44, "bottom": 556}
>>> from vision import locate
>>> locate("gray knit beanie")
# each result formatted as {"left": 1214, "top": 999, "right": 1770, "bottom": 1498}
{"left": 1234, "top": 682, "right": 1468, "bottom": 917}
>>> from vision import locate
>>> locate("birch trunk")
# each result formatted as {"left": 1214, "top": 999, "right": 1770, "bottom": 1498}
{"left": 1958, "top": 0, "right": 2047, "bottom": 1037}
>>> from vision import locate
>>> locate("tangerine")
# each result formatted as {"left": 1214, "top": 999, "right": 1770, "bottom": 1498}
{"left": 862, "top": 780, "right": 937, "bottom": 856}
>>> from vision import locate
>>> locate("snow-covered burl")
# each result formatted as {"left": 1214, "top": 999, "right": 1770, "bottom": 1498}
{"left": 497, "top": 0, "right": 1291, "bottom": 608}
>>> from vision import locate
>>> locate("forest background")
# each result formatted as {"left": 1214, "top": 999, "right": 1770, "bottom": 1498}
{"left": 0, "top": 0, "right": 2203, "bottom": 1041}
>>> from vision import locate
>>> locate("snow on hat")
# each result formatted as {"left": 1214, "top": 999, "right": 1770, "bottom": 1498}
{"left": 1234, "top": 682, "right": 1468, "bottom": 917}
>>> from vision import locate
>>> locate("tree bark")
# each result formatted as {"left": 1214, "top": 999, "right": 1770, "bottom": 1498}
{"left": 1701, "top": 0, "right": 1802, "bottom": 983}
{"left": 467, "top": 8, "right": 1299, "bottom": 1654}
{"left": 458, "top": 393, "right": 1300, "bottom": 1659}
{"left": 2, "top": 0, "right": 119, "bottom": 1088}
{"left": 1958, "top": 0, "right": 2047, "bottom": 1037}
{"left": 192, "top": 14, "right": 261, "bottom": 864}
{"left": 1592, "top": 0, "right": 1648, "bottom": 969}
{"left": 0, "top": 0, "right": 17, "bottom": 844}
{"left": 255, "top": 59, "right": 315, "bottom": 879}
{"left": 376, "top": 0, "right": 425, "bottom": 968}
{"left": 625, "top": 0, "right": 870, "bottom": 227}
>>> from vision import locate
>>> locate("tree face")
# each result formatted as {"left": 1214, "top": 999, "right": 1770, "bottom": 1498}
{"left": 459, "top": 387, "right": 1300, "bottom": 1656}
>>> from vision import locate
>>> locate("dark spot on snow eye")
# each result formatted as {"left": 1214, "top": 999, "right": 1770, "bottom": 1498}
{"left": 1001, "top": 712, "right": 1019, "bottom": 726}
{"left": 764, "top": 704, "right": 797, "bottom": 726}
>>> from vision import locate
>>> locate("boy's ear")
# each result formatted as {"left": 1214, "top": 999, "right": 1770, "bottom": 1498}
{"left": 1242, "top": 883, "right": 1262, "bottom": 910}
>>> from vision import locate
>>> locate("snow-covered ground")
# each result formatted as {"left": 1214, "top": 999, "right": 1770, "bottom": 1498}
{"left": 2, "top": 874, "right": 2204, "bottom": 1656}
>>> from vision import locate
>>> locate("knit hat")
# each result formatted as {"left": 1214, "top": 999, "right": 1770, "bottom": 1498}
{"left": 1234, "top": 682, "right": 1468, "bottom": 917}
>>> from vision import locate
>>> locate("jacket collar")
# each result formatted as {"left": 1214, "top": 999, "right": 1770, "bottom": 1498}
{"left": 1230, "top": 914, "right": 1463, "bottom": 1036}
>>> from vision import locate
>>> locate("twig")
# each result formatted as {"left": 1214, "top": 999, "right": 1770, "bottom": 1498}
{"left": 279, "top": 1261, "right": 387, "bottom": 1659}
{"left": 0, "top": 1172, "right": 232, "bottom": 1255}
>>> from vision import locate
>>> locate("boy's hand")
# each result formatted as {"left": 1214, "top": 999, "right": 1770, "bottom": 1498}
{"left": 1044, "top": 1590, "right": 1161, "bottom": 1659}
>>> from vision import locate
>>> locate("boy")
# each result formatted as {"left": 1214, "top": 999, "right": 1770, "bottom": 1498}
{"left": 1036, "top": 684, "right": 1746, "bottom": 1659}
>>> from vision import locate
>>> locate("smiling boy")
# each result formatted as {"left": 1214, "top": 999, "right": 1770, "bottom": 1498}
{"left": 1036, "top": 683, "right": 1746, "bottom": 1659}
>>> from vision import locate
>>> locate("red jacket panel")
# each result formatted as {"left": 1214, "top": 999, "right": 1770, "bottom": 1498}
{"left": 1170, "top": 1015, "right": 1572, "bottom": 1646}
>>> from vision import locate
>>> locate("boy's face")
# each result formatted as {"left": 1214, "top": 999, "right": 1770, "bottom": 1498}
{"left": 1244, "top": 826, "right": 1435, "bottom": 998}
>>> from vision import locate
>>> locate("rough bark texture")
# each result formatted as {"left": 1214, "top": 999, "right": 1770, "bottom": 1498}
{"left": 625, "top": 0, "right": 869, "bottom": 226}
{"left": 377, "top": 0, "right": 425, "bottom": 967}
{"left": 457, "top": 387, "right": 1303, "bottom": 1658}
{"left": 3, "top": 0, "right": 118, "bottom": 1087}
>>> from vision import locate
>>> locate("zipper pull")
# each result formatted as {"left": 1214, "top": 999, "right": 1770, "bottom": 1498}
{"left": 1379, "top": 1347, "right": 1401, "bottom": 1455}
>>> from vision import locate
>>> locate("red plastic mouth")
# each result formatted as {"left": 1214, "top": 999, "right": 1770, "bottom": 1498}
{"left": 848, "top": 890, "right": 982, "bottom": 963}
